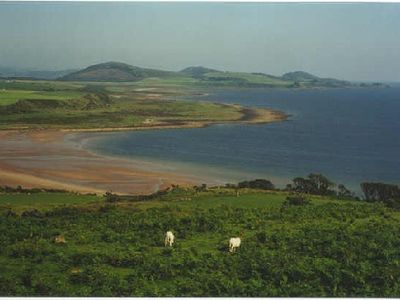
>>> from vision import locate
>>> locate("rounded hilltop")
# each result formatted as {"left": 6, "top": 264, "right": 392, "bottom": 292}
{"left": 59, "top": 61, "right": 177, "bottom": 82}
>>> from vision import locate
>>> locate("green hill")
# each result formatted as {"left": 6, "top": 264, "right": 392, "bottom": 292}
{"left": 282, "top": 71, "right": 320, "bottom": 81}
{"left": 180, "top": 66, "right": 219, "bottom": 77}
{"left": 179, "top": 66, "right": 291, "bottom": 87}
{"left": 282, "top": 71, "right": 353, "bottom": 87}
{"left": 180, "top": 66, "right": 362, "bottom": 88}
{"left": 58, "top": 62, "right": 382, "bottom": 88}
{"left": 59, "top": 62, "right": 178, "bottom": 82}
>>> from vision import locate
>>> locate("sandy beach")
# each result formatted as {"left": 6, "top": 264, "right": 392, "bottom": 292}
{"left": 0, "top": 107, "right": 287, "bottom": 195}
{"left": 0, "top": 130, "right": 199, "bottom": 195}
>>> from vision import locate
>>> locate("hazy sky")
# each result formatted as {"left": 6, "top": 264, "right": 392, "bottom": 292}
{"left": 1, "top": 2, "right": 399, "bottom": 81}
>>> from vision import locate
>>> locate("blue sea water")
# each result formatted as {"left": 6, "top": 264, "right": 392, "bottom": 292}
{"left": 81, "top": 85, "right": 400, "bottom": 192}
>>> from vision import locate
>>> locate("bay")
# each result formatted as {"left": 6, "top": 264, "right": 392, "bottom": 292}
{"left": 81, "top": 85, "right": 400, "bottom": 192}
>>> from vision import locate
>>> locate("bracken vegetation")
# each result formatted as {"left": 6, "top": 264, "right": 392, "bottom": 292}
{"left": 0, "top": 175, "right": 399, "bottom": 296}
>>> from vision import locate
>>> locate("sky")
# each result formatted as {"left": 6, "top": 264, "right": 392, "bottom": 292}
{"left": 0, "top": 2, "right": 400, "bottom": 81}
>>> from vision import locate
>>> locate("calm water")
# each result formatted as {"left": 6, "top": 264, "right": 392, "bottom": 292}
{"left": 82, "top": 86, "right": 400, "bottom": 192}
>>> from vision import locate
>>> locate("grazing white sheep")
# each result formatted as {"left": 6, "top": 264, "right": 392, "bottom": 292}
{"left": 164, "top": 231, "right": 175, "bottom": 247}
{"left": 229, "top": 237, "right": 241, "bottom": 253}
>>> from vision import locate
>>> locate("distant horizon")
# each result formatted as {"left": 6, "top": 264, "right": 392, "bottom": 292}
{"left": 1, "top": 2, "right": 400, "bottom": 81}
{"left": 0, "top": 60, "right": 395, "bottom": 83}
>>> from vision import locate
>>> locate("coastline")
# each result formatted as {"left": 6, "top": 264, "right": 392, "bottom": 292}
{"left": 0, "top": 107, "right": 287, "bottom": 195}
{"left": 58, "top": 106, "right": 288, "bottom": 133}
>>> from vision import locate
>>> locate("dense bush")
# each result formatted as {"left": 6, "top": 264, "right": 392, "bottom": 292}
{"left": 283, "top": 196, "right": 310, "bottom": 206}
{"left": 238, "top": 179, "right": 275, "bottom": 190}
{"left": 288, "top": 173, "right": 335, "bottom": 195}
{"left": 104, "top": 192, "right": 119, "bottom": 203}
{"left": 361, "top": 182, "right": 400, "bottom": 208}
{"left": 0, "top": 186, "right": 69, "bottom": 194}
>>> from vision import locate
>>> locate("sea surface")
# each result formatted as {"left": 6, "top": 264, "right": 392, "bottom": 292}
{"left": 80, "top": 85, "right": 400, "bottom": 192}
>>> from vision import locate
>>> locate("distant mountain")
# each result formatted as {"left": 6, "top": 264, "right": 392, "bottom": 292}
{"left": 59, "top": 62, "right": 178, "bottom": 82}
{"left": 281, "top": 71, "right": 320, "bottom": 82}
{"left": 180, "top": 66, "right": 219, "bottom": 77}
{"left": 282, "top": 71, "right": 352, "bottom": 87}
{"left": 0, "top": 66, "right": 76, "bottom": 80}
{"left": 55, "top": 61, "right": 383, "bottom": 88}
{"left": 180, "top": 66, "right": 290, "bottom": 87}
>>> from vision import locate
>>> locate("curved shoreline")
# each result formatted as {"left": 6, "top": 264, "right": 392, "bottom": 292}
{"left": 0, "top": 106, "right": 288, "bottom": 195}
{"left": 58, "top": 106, "right": 288, "bottom": 133}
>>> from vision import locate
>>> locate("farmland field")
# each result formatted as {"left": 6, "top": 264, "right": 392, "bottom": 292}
{"left": 0, "top": 79, "right": 279, "bottom": 130}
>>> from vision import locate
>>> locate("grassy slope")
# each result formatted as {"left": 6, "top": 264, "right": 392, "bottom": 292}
{"left": 134, "top": 72, "right": 293, "bottom": 88}
{"left": 0, "top": 188, "right": 399, "bottom": 296}
{"left": 202, "top": 71, "right": 292, "bottom": 86}
{"left": 131, "top": 76, "right": 200, "bottom": 89}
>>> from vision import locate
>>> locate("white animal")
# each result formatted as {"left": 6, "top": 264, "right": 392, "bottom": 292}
{"left": 164, "top": 231, "right": 175, "bottom": 247}
{"left": 229, "top": 237, "right": 241, "bottom": 253}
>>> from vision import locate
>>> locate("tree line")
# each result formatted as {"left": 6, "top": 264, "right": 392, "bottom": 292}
{"left": 2, "top": 173, "right": 399, "bottom": 209}
{"left": 231, "top": 174, "right": 400, "bottom": 207}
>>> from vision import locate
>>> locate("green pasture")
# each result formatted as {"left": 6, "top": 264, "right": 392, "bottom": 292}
{"left": 0, "top": 79, "right": 246, "bottom": 130}
{"left": 133, "top": 76, "right": 199, "bottom": 87}
{"left": 0, "top": 80, "right": 84, "bottom": 92}
{"left": 98, "top": 71, "right": 294, "bottom": 89}
{"left": 0, "top": 85, "right": 243, "bottom": 129}
{"left": 0, "top": 89, "right": 84, "bottom": 106}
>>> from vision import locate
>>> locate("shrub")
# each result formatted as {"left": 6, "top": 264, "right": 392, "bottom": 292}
{"left": 284, "top": 196, "right": 310, "bottom": 206}
{"left": 104, "top": 192, "right": 118, "bottom": 203}
{"left": 238, "top": 179, "right": 275, "bottom": 190}
{"left": 361, "top": 182, "right": 400, "bottom": 208}
{"left": 21, "top": 209, "right": 44, "bottom": 218}
{"left": 256, "top": 231, "right": 268, "bottom": 243}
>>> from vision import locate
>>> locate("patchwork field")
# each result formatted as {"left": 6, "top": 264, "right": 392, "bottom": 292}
{"left": 0, "top": 79, "right": 285, "bottom": 130}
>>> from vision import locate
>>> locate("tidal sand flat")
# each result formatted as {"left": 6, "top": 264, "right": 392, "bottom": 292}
{"left": 0, "top": 130, "right": 197, "bottom": 194}
{"left": 0, "top": 106, "right": 286, "bottom": 195}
